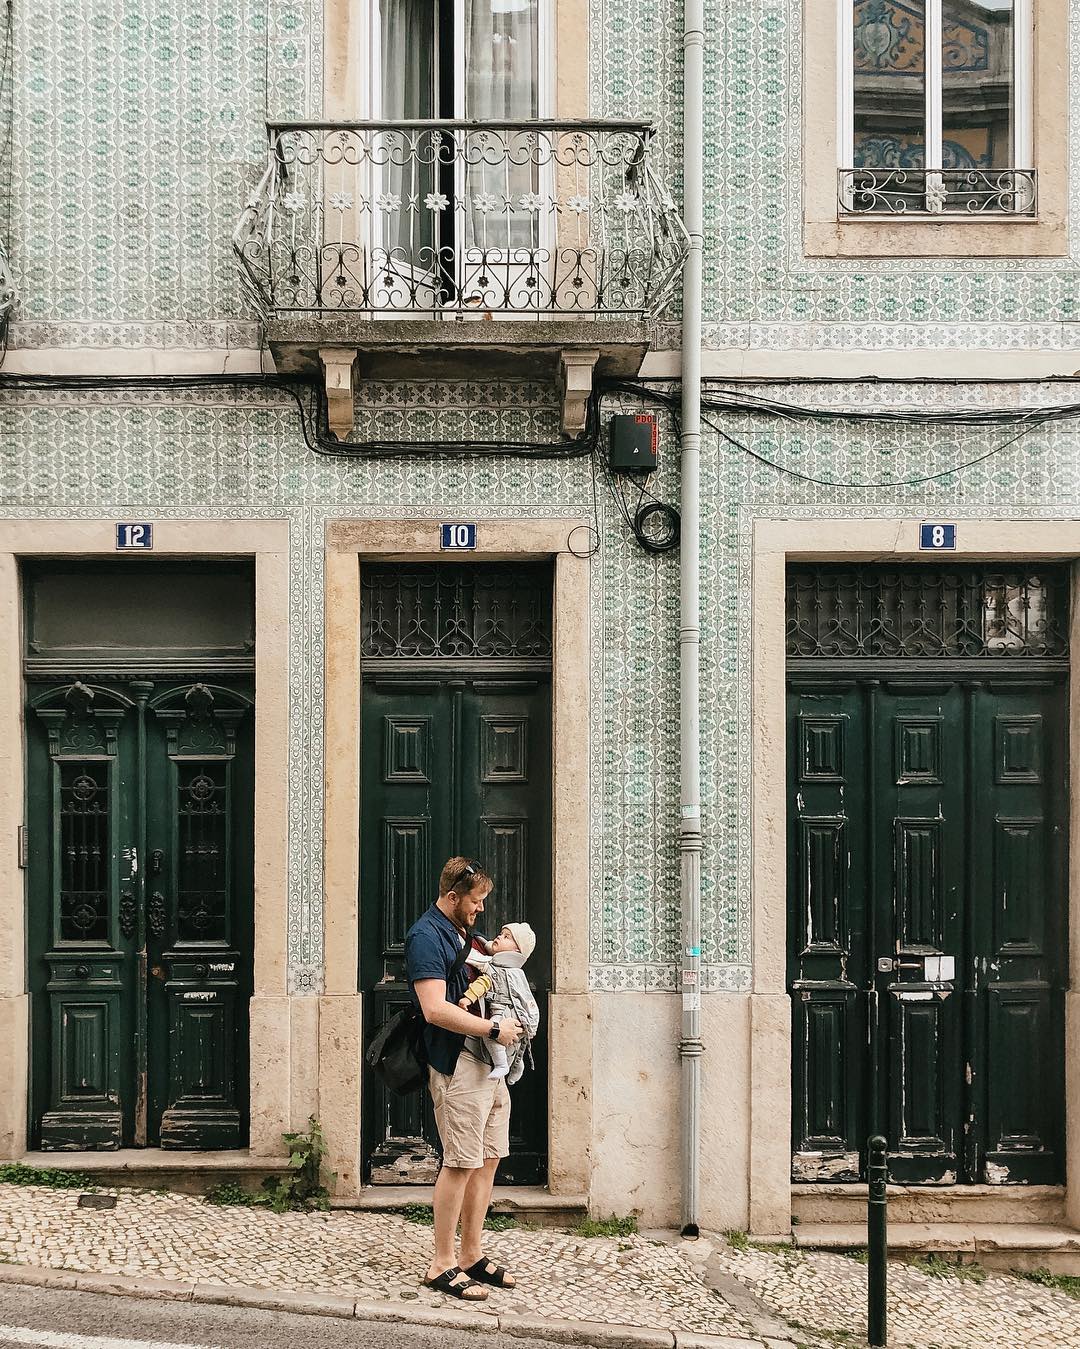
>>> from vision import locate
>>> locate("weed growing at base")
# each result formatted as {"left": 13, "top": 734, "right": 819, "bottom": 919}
{"left": 399, "top": 1203, "right": 516, "bottom": 1232}
{"left": 574, "top": 1215, "right": 638, "bottom": 1238}
{"left": 1020, "top": 1267, "right": 1080, "bottom": 1299}
{"left": 206, "top": 1117, "right": 332, "bottom": 1213}
{"left": 0, "top": 1162, "right": 92, "bottom": 1190}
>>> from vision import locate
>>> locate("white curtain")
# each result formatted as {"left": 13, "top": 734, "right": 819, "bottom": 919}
{"left": 380, "top": 0, "right": 436, "bottom": 257}
{"left": 464, "top": 0, "right": 540, "bottom": 249}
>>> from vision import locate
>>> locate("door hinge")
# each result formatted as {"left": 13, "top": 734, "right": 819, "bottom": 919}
{"left": 17, "top": 824, "right": 27, "bottom": 868}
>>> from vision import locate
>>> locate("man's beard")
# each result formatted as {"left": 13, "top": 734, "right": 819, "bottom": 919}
{"left": 451, "top": 896, "right": 477, "bottom": 928}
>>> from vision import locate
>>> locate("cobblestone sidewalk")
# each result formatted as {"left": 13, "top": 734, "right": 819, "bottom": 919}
{"left": 675, "top": 1232, "right": 1080, "bottom": 1349}
{"left": 0, "top": 1183, "right": 756, "bottom": 1339}
{"left": 3, "top": 1183, "right": 1080, "bottom": 1348}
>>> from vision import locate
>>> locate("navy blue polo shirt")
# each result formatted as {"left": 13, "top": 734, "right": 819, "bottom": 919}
{"left": 405, "top": 904, "right": 475, "bottom": 1076}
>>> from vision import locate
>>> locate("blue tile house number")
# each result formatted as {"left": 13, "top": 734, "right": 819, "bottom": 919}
{"left": 116, "top": 523, "right": 154, "bottom": 550}
{"left": 440, "top": 523, "right": 476, "bottom": 550}
{"left": 920, "top": 523, "right": 956, "bottom": 551}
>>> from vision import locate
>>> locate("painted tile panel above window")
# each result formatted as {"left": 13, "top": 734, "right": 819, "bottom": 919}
{"left": 803, "top": 0, "right": 1067, "bottom": 257}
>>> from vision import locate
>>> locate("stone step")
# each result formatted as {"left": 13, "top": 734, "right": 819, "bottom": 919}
{"left": 794, "top": 1221, "right": 1080, "bottom": 1275}
{"left": 13, "top": 1149, "right": 291, "bottom": 1195}
{"left": 344, "top": 1183, "right": 587, "bottom": 1228}
{"left": 791, "top": 1182, "right": 1065, "bottom": 1227}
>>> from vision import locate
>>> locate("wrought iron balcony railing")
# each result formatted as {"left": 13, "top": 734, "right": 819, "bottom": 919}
{"left": 838, "top": 168, "right": 1037, "bottom": 217}
{"left": 0, "top": 240, "right": 14, "bottom": 324}
{"left": 234, "top": 120, "right": 687, "bottom": 318}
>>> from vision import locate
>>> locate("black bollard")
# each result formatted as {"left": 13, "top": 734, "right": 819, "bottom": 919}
{"left": 867, "top": 1135, "right": 888, "bottom": 1348}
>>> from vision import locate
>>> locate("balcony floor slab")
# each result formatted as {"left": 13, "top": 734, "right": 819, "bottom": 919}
{"left": 267, "top": 317, "right": 651, "bottom": 382}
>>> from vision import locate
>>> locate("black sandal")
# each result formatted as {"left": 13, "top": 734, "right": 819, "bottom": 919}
{"left": 423, "top": 1266, "right": 489, "bottom": 1301}
{"left": 464, "top": 1257, "right": 516, "bottom": 1289}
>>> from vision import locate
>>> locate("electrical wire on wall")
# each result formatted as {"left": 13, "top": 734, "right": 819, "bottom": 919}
{"left": 0, "top": 371, "right": 603, "bottom": 460}
{"left": 601, "top": 377, "right": 1080, "bottom": 492}
{"left": 599, "top": 457, "right": 681, "bottom": 553}
{"left": 1, "top": 367, "right": 1077, "bottom": 513}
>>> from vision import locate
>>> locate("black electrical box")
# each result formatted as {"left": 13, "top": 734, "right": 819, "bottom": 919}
{"left": 608, "top": 413, "right": 658, "bottom": 473}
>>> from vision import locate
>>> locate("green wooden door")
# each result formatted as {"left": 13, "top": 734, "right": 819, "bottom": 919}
{"left": 788, "top": 677, "right": 1067, "bottom": 1185}
{"left": 27, "top": 677, "right": 254, "bottom": 1150}
{"left": 360, "top": 674, "right": 552, "bottom": 1183}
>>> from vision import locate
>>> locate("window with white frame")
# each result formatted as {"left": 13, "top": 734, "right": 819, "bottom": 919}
{"left": 838, "top": 0, "right": 1034, "bottom": 215}
{"left": 362, "top": 0, "right": 553, "bottom": 305}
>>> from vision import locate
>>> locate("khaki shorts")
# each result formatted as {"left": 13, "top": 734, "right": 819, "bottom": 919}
{"left": 428, "top": 1048, "right": 511, "bottom": 1169}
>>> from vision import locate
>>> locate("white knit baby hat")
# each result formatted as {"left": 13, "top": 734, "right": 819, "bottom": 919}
{"left": 503, "top": 922, "right": 536, "bottom": 961}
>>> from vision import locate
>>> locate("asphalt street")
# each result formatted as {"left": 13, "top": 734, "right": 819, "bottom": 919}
{"left": 0, "top": 1285, "right": 578, "bottom": 1349}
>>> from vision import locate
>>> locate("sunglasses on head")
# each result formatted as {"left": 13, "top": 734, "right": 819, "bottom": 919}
{"left": 451, "top": 860, "right": 479, "bottom": 892}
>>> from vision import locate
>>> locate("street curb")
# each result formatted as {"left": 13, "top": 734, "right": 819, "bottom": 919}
{"left": 0, "top": 1262, "right": 779, "bottom": 1348}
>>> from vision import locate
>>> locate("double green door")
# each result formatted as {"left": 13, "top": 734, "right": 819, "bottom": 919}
{"left": 360, "top": 674, "right": 551, "bottom": 1184}
{"left": 27, "top": 676, "right": 254, "bottom": 1150}
{"left": 789, "top": 677, "right": 1067, "bottom": 1184}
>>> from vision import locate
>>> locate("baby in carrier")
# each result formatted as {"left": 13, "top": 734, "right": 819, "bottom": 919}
{"left": 458, "top": 922, "right": 540, "bottom": 1082}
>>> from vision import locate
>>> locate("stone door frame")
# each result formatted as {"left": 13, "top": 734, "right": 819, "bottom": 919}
{"left": 749, "top": 517, "right": 1080, "bottom": 1234}
{"left": 320, "top": 518, "right": 593, "bottom": 1199}
{"left": 0, "top": 519, "right": 292, "bottom": 1161}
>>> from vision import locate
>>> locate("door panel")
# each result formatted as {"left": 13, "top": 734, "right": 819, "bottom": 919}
{"left": 874, "top": 687, "right": 964, "bottom": 1183}
{"left": 971, "top": 683, "right": 1066, "bottom": 1183}
{"left": 27, "top": 677, "right": 254, "bottom": 1151}
{"left": 788, "top": 675, "right": 1066, "bottom": 1186}
{"left": 788, "top": 687, "right": 867, "bottom": 1181}
{"left": 361, "top": 682, "right": 453, "bottom": 1184}
{"left": 361, "top": 676, "right": 551, "bottom": 1184}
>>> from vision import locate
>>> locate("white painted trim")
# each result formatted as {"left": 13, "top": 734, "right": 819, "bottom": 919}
{"left": 1014, "top": 0, "right": 1034, "bottom": 169}
{"left": 837, "top": 0, "right": 853, "bottom": 174}
{"left": 1, "top": 349, "right": 270, "bottom": 377}
{"left": 639, "top": 346, "right": 1080, "bottom": 381}
{"left": 926, "top": 0, "right": 942, "bottom": 169}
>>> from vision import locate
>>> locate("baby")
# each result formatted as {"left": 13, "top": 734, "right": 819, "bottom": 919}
{"left": 458, "top": 922, "right": 540, "bottom": 1082}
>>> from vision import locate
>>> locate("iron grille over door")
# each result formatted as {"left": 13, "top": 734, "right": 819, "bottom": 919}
{"left": 361, "top": 563, "right": 553, "bottom": 665}
{"left": 786, "top": 565, "right": 1069, "bottom": 665}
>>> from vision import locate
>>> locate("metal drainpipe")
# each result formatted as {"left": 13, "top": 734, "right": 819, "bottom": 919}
{"left": 679, "top": 0, "right": 705, "bottom": 1239}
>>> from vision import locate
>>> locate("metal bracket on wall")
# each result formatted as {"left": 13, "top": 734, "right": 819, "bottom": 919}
{"left": 319, "top": 347, "right": 358, "bottom": 441}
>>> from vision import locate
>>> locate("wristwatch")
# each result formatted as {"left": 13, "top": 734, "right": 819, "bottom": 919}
{"left": 488, "top": 1019, "right": 501, "bottom": 1042}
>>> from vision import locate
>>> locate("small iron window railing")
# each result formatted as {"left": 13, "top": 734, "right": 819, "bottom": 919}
{"left": 838, "top": 168, "right": 1037, "bottom": 217}
{"left": 786, "top": 565, "right": 1069, "bottom": 661}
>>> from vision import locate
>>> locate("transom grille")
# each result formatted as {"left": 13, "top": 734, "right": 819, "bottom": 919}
{"left": 361, "top": 563, "right": 553, "bottom": 662}
{"left": 786, "top": 565, "right": 1070, "bottom": 661}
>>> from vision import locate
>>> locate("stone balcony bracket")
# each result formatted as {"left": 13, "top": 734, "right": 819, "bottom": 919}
{"left": 319, "top": 347, "right": 358, "bottom": 440}
{"left": 283, "top": 320, "right": 649, "bottom": 442}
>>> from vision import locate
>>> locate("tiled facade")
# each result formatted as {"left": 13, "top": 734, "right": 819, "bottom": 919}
{"left": 3, "top": 0, "right": 1080, "bottom": 1229}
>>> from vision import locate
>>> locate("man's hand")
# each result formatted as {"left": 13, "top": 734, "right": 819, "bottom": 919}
{"left": 497, "top": 1017, "right": 523, "bottom": 1047}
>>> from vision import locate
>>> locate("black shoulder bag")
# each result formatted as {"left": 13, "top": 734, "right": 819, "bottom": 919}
{"left": 365, "top": 934, "right": 472, "bottom": 1096}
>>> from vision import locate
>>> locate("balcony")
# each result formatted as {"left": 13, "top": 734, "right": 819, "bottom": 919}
{"left": 234, "top": 120, "right": 687, "bottom": 435}
{"left": 0, "top": 241, "right": 14, "bottom": 326}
